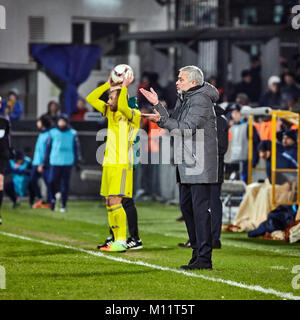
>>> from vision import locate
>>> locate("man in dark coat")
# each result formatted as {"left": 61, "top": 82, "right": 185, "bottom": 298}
{"left": 178, "top": 104, "right": 229, "bottom": 249}
{"left": 282, "top": 130, "right": 297, "bottom": 163}
{"left": 259, "top": 76, "right": 281, "bottom": 109}
{"left": 258, "top": 140, "right": 297, "bottom": 184}
{"left": 231, "top": 69, "right": 258, "bottom": 103}
{"left": 210, "top": 104, "right": 229, "bottom": 249}
{"left": 0, "top": 96, "right": 14, "bottom": 225}
{"left": 140, "top": 65, "right": 219, "bottom": 270}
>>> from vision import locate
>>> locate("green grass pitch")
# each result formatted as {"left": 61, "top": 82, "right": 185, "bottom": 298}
{"left": 0, "top": 201, "right": 300, "bottom": 300}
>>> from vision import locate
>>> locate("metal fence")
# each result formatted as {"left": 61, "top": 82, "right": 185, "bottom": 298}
{"left": 176, "top": 0, "right": 218, "bottom": 29}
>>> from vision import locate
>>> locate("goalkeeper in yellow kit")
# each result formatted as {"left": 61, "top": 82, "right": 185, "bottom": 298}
{"left": 86, "top": 73, "right": 141, "bottom": 252}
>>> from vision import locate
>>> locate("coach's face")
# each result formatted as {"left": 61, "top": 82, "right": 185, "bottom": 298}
{"left": 176, "top": 71, "right": 197, "bottom": 94}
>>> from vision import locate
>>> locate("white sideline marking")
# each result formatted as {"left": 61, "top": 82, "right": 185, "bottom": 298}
{"left": 0, "top": 231, "right": 299, "bottom": 300}
{"left": 270, "top": 266, "right": 289, "bottom": 271}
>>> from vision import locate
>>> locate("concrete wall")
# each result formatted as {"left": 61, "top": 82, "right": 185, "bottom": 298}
{"left": 0, "top": 0, "right": 168, "bottom": 115}
{"left": 0, "top": 0, "right": 168, "bottom": 64}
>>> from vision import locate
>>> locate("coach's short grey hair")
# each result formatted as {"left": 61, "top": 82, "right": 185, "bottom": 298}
{"left": 179, "top": 66, "right": 204, "bottom": 86}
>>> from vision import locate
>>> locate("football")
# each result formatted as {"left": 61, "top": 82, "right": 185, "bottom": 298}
{"left": 111, "top": 64, "right": 133, "bottom": 84}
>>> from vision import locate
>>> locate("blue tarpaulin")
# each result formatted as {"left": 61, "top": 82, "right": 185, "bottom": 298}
{"left": 31, "top": 44, "right": 101, "bottom": 115}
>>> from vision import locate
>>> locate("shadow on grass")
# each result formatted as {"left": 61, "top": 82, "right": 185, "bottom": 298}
{"left": 2, "top": 248, "right": 78, "bottom": 257}
{"left": 224, "top": 235, "right": 300, "bottom": 248}
{"left": 128, "top": 246, "right": 176, "bottom": 253}
{"left": 24, "top": 269, "right": 160, "bottom": 279}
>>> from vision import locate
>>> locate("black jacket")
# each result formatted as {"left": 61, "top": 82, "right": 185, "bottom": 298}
{"left": 214, "top": 105, "right": 229, "bottom": 183}
{"left": 259, "top": 90, "right": 282, "bottom": 109}
{"left": 0, "top": 116, "right": 12, "bottom": 160}
{"left": 155, "top": 82, "right": 219, "bottom": 184}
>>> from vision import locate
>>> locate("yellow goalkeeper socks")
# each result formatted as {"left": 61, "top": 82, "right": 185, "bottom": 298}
{"left": 107, "top": 205, "right": 117, "bottom": 240}
{"left": 107, "top": 203, "right": 127, "bottom": 242}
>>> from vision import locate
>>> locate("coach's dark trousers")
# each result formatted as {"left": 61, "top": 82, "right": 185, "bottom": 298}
{"left": 179, "top": 183, "right": 212, "bottom": 265}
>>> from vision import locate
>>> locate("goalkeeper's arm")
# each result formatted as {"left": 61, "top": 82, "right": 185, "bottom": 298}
{"left": 86, "top": 82, "right": 110, "bottom": 115}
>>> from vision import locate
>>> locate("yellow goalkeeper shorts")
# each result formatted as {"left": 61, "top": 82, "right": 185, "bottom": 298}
{"left": 100, "top": 166, "right": 133, "bottom": 198}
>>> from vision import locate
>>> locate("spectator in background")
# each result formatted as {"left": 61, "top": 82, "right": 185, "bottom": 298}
{"left": 259, "top": 76, "right": 281, "bottom": 108}
{"left": 208, "top": 76, "right": 226, "bottom": 102}
{"left": 162, "top": 80, "right": 177, "bottom": 110}
{"left": 231, "top": 70, "right": 257, "bottom": 103}
{"left": 280, "top": 62, "right": 289, "bottom": 83}
{"left": 295, "top": 63, "right": 300, "bottom": 86}
{"left": 137, "top": 72, "right": 152, "bottom": 109}
{"left": 230, "top": 138, "right": 297, "bottom": 233}
{"left": 249, "top": 55, "right": 262, "bottom": 100}
{"left": 137, "top": 72, "right": 163, "bottom": 109}
{"left": 258, "top": 140, "right": 297, "bottom": 183}
{"left": 0, "top": 88, "right": 23, "bottom": 121}
{"left": 282, "top": 130, "right": 297, "bottom": 163}
{"left": 70, "top": 97, "right": 88, "bottom": 120}
{"left": 5, "top": 150, "right": 32, "bottom": 208}
{"left": 43, "top": 114, "right": 82, "bottom": 212}
{"left": 228, "top": 103, "right": 260, "bottom": 182}
{"left": 0, "top": 96, "right": 14, "bottom": 225}
{"left": 282, "top": 93, "right": 300, "bottom": 112}
{"left": 44, "top": 101, "right": 60, "bottom": 125}
{"left": 279, "top": 119, "right": 295, "bottom": 133}
{"left": 281, "top": 73, "right": 300, "bottom": 104}
{"left": 29, "top": 115, "right": 52, "bottom": 209}
{"left": 235, "top": 93, "right": 249, "bottom": 106}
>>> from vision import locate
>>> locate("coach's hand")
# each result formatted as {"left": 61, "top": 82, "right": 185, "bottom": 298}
{"left": 141, "top": 109, "right": 161, "bottom": 123}
{"left": 139, "top": 87, "right": 159, "bottom": 106}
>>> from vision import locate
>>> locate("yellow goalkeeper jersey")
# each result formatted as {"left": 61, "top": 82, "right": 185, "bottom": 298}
{"left": 86, "top": 82, "right": 141, "bottom": 170}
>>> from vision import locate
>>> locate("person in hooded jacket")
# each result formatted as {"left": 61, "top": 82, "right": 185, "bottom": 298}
{"left": 0, "top": 96, "right": 14, "bottom": 225}
{"left": 210, "top": 104, "right": 229, "bottom": 248}
{"left": 0, "top": 89, "right": 23, "bottom": 121}
{"left": 140, "top": 65, "right": 219, "bottom": 271}
{"left": 42, "top": 114, "right": 82, "bottom": 212}
{"left": 29, "top": 115, "right": 52, "bottom": 208}
{"left": 43, "top": 101, "right": 60, "bottom": 126}
{"left": 281, "top": 130, "right": 297, "bottom": 164}
{"left": 228, "top": 103, "right": 260, "bottom": 183}
{"left": 258, "top": 140, "right": 297, "bottom": 184}
{"left": 5, "top": 150, "right": 32, "bottom": 208}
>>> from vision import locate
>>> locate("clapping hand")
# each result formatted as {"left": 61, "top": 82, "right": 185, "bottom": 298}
{"left": 141, "top": 109, "right": 161, "bottom": 123}
{"left": 139, "top": 87, "right": 159, "bottom": 105}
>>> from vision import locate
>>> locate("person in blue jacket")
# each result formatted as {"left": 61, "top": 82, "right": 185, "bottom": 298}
{"left": 0, "top": 89, "right": 23, "bottom": 121}
{"left": 4, "top": 150, "right": 32, "bottom": 208}
{"left": 29, "top": 115, "right": 52, "bottom": 208}
{"left": 258, "top": 140, "right": 297, "bottom": 184}
{"left": 42, "top": 114, "right": 82, "bottom": 212}
{"left": 281, "top": 130, "right": 297, "bottom": 164}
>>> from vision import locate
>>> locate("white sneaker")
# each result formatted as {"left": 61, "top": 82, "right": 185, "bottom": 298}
{"left": 60, "top": 207, "right": 67, "bottom": 213}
